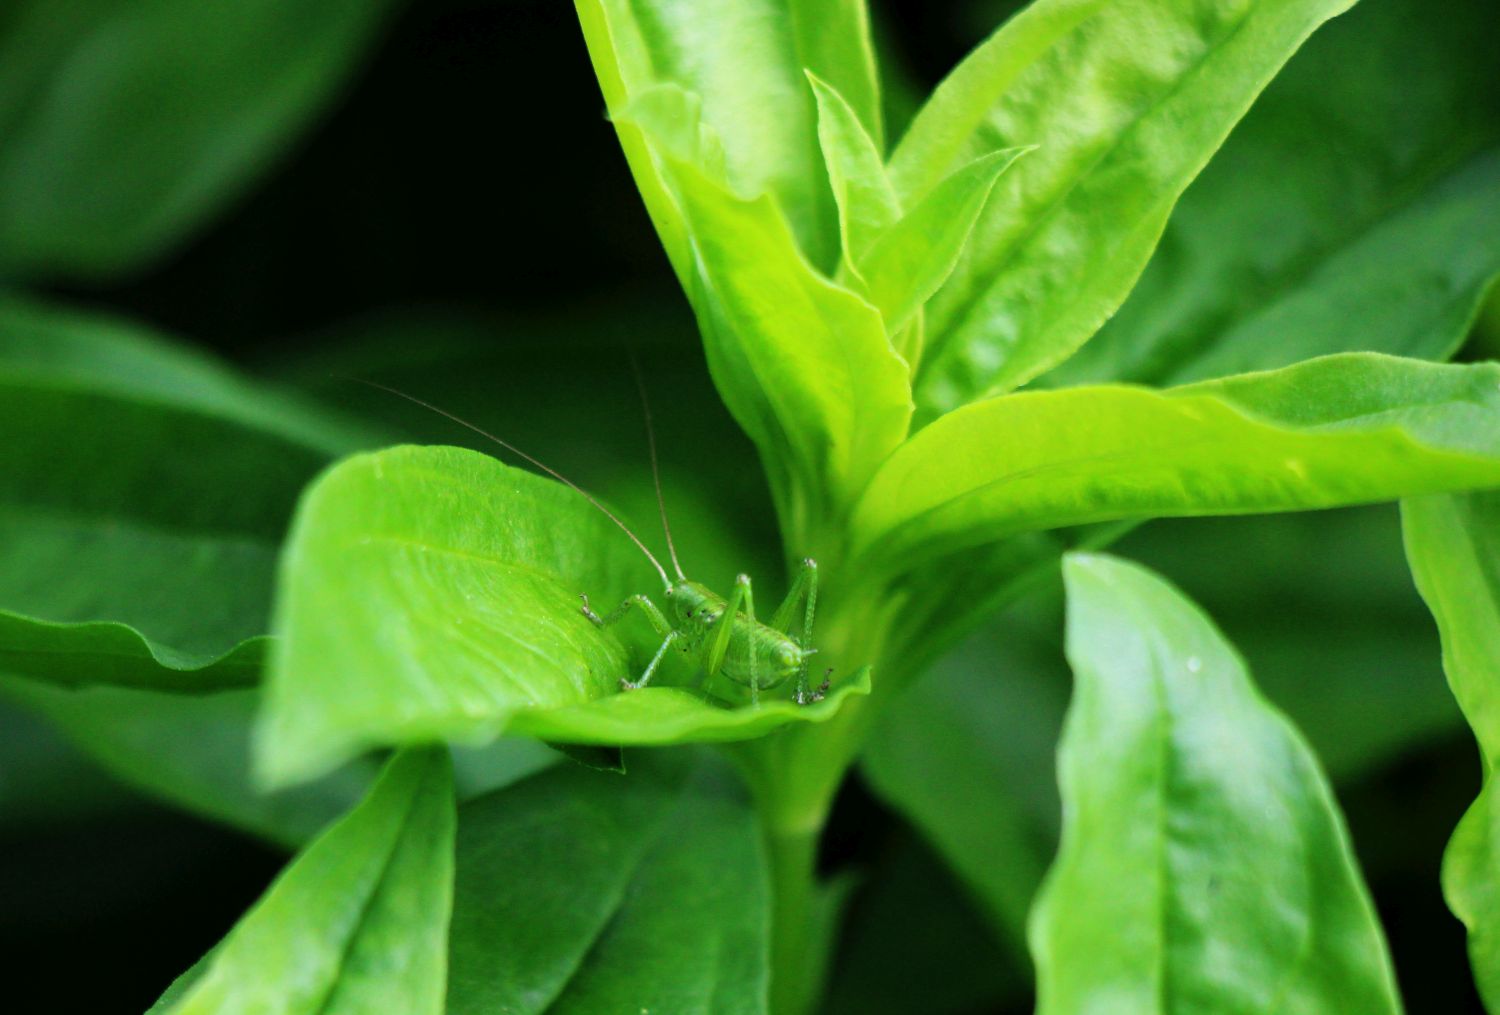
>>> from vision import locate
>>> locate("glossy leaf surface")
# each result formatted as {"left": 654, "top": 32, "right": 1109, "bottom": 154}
{"left": 576, "top": 0, "right": 880, "bottom": 273}
{"left": 853, "top": 355, "right": 1500, "bottom": 572}
{"left": 448, "top": 753, "right": 767, "bottom": 1014}
{"left": 0, "top": 300, "right": 365, "bottom": 690}
{"left": 0, "top": 0, "right": 399, "bottom": 279}
{"left": 891, "top": 0, "right": 1357, "bottom": 417}
{"left": 648, "top": 149, "right": 912, "bottom": 534}
{"left": 1033, "top": 553, "right": 1401, "bottom": 1013}
{"left": 161, "top": 748, "right": 456, "bottom": 1015}
{"left": 1048, "top": 0, "right": 1500, "bottom": 387}
{"left": 1402, "top": 492, "right": 1500, "bottom": 1007}
{"left": 260, "top": 445, "right": 868, "bottom": 787}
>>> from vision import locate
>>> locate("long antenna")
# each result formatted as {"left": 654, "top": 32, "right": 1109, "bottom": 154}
{"left": 628, "top": 352, "right": 686, "bottom": 580}
{"left": 353, "top": 378, "right": 671, "bottom": 589}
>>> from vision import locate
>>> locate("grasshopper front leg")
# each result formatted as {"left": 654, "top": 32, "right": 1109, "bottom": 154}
{"left": 581, "top": 593, "right": 676, "bottom": 690}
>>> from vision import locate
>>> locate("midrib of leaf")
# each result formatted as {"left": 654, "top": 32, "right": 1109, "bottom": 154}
{"left": 534, "top": 783, "right": 687, "bottom": 1014}
{"left": 1150, "top": 135, "right": 1500, "bottom": 385}
{"left": 924, "top": 4, "right": 1264, "bottom": 394}
{"left": 312, "top": 757, "right": 430, "bottom": 1015}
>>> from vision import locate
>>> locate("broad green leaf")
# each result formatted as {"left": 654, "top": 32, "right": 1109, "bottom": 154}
{"left": 1034, "top": 553, "right": 1401, "bottom": 1012}
{"left": 160, "top": 748, "right": 455, "bottom": 1015}
{"left": 0, "top": 0, "right": 400, "bottom": 280}
{"left": 1402, "top": 491, "right": 1500, "bottom": 1007}
{"left": 852, "top": 354, "right": 1500, "bottom": 574}
{"left": 0, "top": 300, "right": 368, "bottom": 690}
{"left": 641, "top": 149, "right": 912, "bottom": 539}
{"left": 1047, "top": 0, "right": 1500, "bottom": 387}
{"left": 890, "top": 0, "right": 1358, "bottom": 417}
{"left": 447, "top": 752, "right": 767, "bottom": 1014}
{"left": 810, "top": 73, "right": 900, "bottom": 266}
{"left": 856, "top": 147, "right": 1026, "bottom": 338}
{"left": 260, "top": 445, "right": 869, "bottom": 788}
{"left": 576, "top": 0, "right": 881, "bottom": 273}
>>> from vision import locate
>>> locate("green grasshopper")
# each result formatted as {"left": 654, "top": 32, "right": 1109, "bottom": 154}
{"left": 362, "top": 379, "right": 827, "bottom": 707}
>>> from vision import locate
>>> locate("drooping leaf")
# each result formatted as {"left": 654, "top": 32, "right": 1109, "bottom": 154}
{"left": 1402, "top": 491, "right": 1500, "bottom": 1007}
{"left": 1047, "top": 0, "right": 1500, "bottom": 387}
{"left": 889, "top": 0, "right": 1358, "bottom": 418}
{"left": 259, "top": 445, "right": 870, "bottom": 788}
{"left": 1032, "top": 553, "right": 1401, "bottom": 1013}
{"left": 159, "top": 748, "right": 456, "bottom": 1015}
{"left": 0, "top": 0, "right": 401, "bottom": 280}
{"left": 575, "top": 0, "right": 881, "bottom": 274}
{"left": 447, "top": 752, "right": 767, "bottom": 1014}
{"left": 0, "top": 299, "right": 371, "bottom": 691}
{"left": 853, "top": 354, "right": 1500, "bottom": 574}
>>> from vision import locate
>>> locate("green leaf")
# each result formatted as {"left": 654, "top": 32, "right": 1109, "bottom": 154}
{"left": 852, "top": 354, "right": 1500, "bottom": 574}
{"left": 160, "top": 748, "right": 456, "bottom": 1015}
{"left": 0, "top": 0, "right": 400, "bottom": 280}
{"left": 1402, "top": 491, "right": 1500, "bottom": 1007}
{"left": 855, "top": 146, "right": 1026, "bottom": 339}
{"left": 1034, "top": 553, "right": 1401, "bottom": 1012}
{"left": 810, "top": 72, "right": 900, "bottom": 266}
{"left": 0, "top": 300, "right": 368, "bottom": 690}
{"left": 447, "top": 752, "right": 767, "bottom": 1014}
{"left": 260, "top": 445, "right": 869, "bottom": 788}
{"left": 576, "top": 0, "right": 881, "bottom": 273}
{"left": 890, "top": 0, "right": 1358, "bottom": 418}
{"left": 1047, "top": 0, "right": 1500, "bottom": 387}
{"left": 638, "top": 148, "right": 912, "bottom": 538}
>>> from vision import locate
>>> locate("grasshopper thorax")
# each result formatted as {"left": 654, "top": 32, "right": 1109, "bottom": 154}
{"left": 664, "top": 581, "right": 721, "bottom": 626}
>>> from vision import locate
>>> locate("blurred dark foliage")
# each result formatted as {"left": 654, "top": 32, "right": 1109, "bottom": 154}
{"left": 1, "top": 0, "right": 1484, "bottom": 1011}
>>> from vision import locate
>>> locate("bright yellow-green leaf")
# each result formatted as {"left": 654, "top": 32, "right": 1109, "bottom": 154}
{"left": 891, "top": 0, "right": 1359, "bottom": 418}
{"left": 259, "top": 445, "right": 870, "bottom": 788}
{"left": 852, "top": 354, "right": 1500, "bottom": 574}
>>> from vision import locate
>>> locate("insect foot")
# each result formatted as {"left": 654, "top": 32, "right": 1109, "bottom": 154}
{"left": 579, "top": 594, "right": 604, "bottom": 626}
{"left": 618, "top": 677, "right": 639, "bottom": 691}
{"left": 796, "top": 669, "right": 834, "bottom": 705}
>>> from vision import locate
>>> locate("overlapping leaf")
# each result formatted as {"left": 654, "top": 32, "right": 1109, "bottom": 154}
{"left": 1402, "top": 491, "right": 1500, "bottom": 1007}
{"left": 1032, "top": 553, "right": 1400, "bottom": 1012}
{"left": 853, "top": 354, "right": 1500, "bottom": 573}
{"left": 158, "top": 748, "right": 456, "bottom": 1015}
{"left": 447, "top": 753, "right": 767, "bottom": 1014}
{"left": 576, "top": 0, "right": 880, "bottom": 274}
{"left": 0, "top": 299, "right": 369, "bottom": 690}
{"left": 891, "top": 0, "right": 1359, "bottom": 417}
{"left": 259, "top": 445, "right": 870, "bottom": 788}
{"left": 1047, "top": 0, "right": 1500, "bottom": 387}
